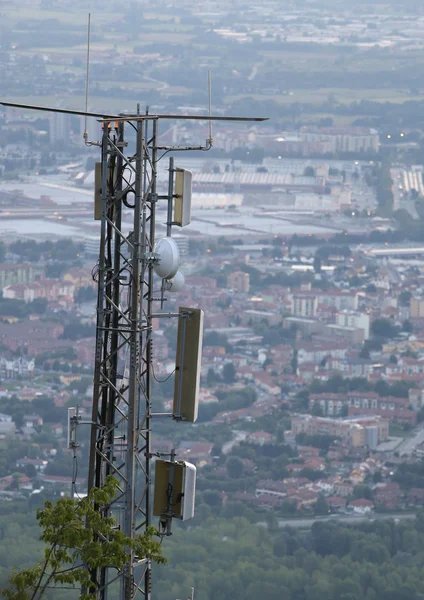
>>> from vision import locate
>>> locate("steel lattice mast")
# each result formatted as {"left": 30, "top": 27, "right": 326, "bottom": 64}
{"left": 87, "top": 115, "right": 158, "bottom": 600}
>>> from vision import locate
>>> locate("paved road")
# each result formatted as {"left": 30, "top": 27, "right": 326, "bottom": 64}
{"left": 248, "top": 64, "right": 259, "bottom": 81}
{"left": 391, "top": 167, "right": 418, "bottom": 218}
{"left": 143, "top": 74, "right": 169, "bottom": 91}
{"left": 222, "top": 430, "right": 248, "bottom": 455}
{"left": 397, "top": 427, "right": 424, "bottom": 456}
{"left": 274, "top": 512, "right": 416, "bottom": 529}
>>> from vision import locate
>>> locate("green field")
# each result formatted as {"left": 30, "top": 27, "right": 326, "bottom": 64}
{"left": 3, "top": 2, "right": 424, "bottom": 125}
{"left": 225, "top": 87, "right": 423, "bottom": 107}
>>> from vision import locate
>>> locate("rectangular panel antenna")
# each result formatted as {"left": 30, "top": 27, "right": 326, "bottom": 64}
{"left": 67, "top": 407, "right": 78, "bottom": 449}
{"left": 94, "top": 162, "right": 102, "bottom": 220}
{"left": 174, "top": 168, "right": 192, "bottom": 227}
{"left": 173, "top": 307, "right": 204, "bottom": 422}
{"left": 153, "top": 459, "right": 196, "bottom": 521}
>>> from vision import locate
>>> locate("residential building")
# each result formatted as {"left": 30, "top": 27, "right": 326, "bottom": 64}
{"left": 291, "top": 414, "right": 389, "bottom": 448}
{"left": 316, "top": 290, "right": 359, "bottom": 311}
{"left": 242, "top": 309, "right": 282, "bottom": 326}
{"left": 348, "top": 406, "right": 417, "bottom": 425}
{"left": 334, "top": 481, "right": 355, "bottom": 498}
{"left": 291, "top": 294, "right": 317, "bottom": 318}
{"left": 16, "top": 458, "right": 48, "bottom": 472}
{"left": 0, "top": 412, "right": 15, "bottom": 437}
{"left": 256, "top": 479, "right": 287, "bottom": 498}
{"left": 373, "top": 482, "right": 402, "bottom": 510}
{"left": 3, "top": 279, "right": 75, "bottom": 304}
{"left": 0, "top": 264, "right": 39, "bottom": 289}
{"left": 349, "top": 498, "right": 374, "bottom": 514}
{"left": 300, "top": 126, "right": 379, "bottom": 154}
{"left": 50, "top": 112, "right": 71, "bottom": 144}
{"left": 297, "top": 341, "right": 348, "bottom": 365}
{"left": 410, "top": 297, "right": 424, "bottom": 318}
{"left": 0, "top": 357, "right": 35, "bottom": 379}
{"left": 227, "top": 270, "right": 250, "bottom": 293}
{"left": 309, "top": 392, "right": 414, "bottom": 423}
{"left": 177, "top": 441, "right": 213, "bottom": 466}
{"left": 335, "top": 310, "right": 370, "bottom": 340}
{"left": 409, "top": 388, "right": 424, "bottom": 409}
{"left": 23, "top": 414, "right": 43, "bottom": 432}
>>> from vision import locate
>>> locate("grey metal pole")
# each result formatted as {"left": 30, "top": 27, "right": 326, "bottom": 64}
{"left": 143, "top": 118, "right": 158, "bottom": 600}
{"left": 86, "top": 122, "right": 110, "bottom": 599}
{"left": 123, "top": 119, "right": 144, "bottom": 599}
{"left": 88, "top": 122, "right": 109, "bottom": 495}
{"left": 167, "top": 157, "right": 174, "bottom": 237}
{"left": 101, "top": 120, "right": 124, "bottom": 600}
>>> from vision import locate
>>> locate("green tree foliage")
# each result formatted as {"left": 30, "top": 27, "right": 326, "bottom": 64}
{"left": 150, "top": 515, "right": 424, "bottom": 600}
{"left": 370, "top": 318, "right": 399, "bottom": 340}
{"left": 399, "top": 291, "right": 412, "bottom": 307}
{"left": 315, "top": 245, "right": 351, "bottom": 261}
{"left": 1, "top": 476, "right": 165, "bottom": 599}
{"left": 8, "top": 508, "right": 424, "bottom": 599}
{"left": 225, "top": 457, "right": 244, "bottom": 479}
{"left": 359, "top": 346, "right": 370, "bottom": 359}
{"left": 203, "top": 332, "right": 233, "bottom": 352}
{"left": 313, "top": 255, "right": 322, "bottom": 273}
{"left": 352, "top": 484, "right": 373, "bottom": 500}
{"left": 45, "top": 263, "right": 70, "bottom": 279}
{"left": 295, "top": 433, "right": 337, "bottom": 452}
{"left": 314, "top": 494, "right": 329, "bottom": 516}
{"left": 303, "top": 166, "right": 316, "bottom": 177}
{"left": 0, "top": 395, "right": 64, "bottom": 428}
{"left": 0, "top": 298, "right": 47, "bottom": 319}
{"left": 308, "top": 376, "right": 411, "bottom": 398}
{"left": 8, "top": 240, "right": 83, "bottom": 263}
{"left": 222, "top": 363, "right": 236, "bottom": 384}
{"left": 252, "top": 323, "right": 297, "bottom": 347}
{"left": 375, "top": 162, "right": 394, "bottom": 216}
{"left": 197, "top": 388, "right": 256, "bottom": 423}
{"left": 206, "top": 368, "right": 220, "bottom": 387}
{"left": 393, "top": 458, "right": 424, "bottom": 489}
{"left": 74, "top": 287, "right": 96, "bottom": 305}
{"left": 61, "top": 322, "right": 94, "bottom": 341}
{"left": 402, "top": 319, "right": 413, "bottom": 333}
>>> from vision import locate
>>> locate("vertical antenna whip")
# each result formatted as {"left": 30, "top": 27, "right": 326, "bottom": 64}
{"left": 207, "top": 70, "right": 213, "bottom": 147}
{"left": 83, "top": 13, "right": 91, "bottom": 143}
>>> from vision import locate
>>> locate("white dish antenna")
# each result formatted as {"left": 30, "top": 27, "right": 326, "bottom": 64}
{"left": 153, "top": 237, "right": 180, "bottom": 279}
{"left": 165, "top": 270, "right": 185, "bottom": 293}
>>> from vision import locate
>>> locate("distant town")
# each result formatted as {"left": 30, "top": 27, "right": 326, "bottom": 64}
{"left": 0, "top": 138, "right": 424, "bottom": 520}
{"left": 4, "top": 0, "right": 424, "bottom": 534}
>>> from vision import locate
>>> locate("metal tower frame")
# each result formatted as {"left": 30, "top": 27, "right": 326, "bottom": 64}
{"left": 86, "top": 110, "right": 269, "bottom": 600}
{"left": 1, "top": 99, "right": 268, "bottom": 600}
{"left": 87, "top": 115, "right": 157, "bottom": 600}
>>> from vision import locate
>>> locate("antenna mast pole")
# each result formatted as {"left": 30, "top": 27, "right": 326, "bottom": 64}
{"left": 83, "top": 13, "right": 91, "bottom": 143}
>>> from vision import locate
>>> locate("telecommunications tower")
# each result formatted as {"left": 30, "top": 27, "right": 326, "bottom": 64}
{"left": 1, "top": 99, "right": 267, "bottom": 600}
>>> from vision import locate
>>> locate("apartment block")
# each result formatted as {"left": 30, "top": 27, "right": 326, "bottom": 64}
{"left": 291, "top": 414, "right": 388, "bottom": 448}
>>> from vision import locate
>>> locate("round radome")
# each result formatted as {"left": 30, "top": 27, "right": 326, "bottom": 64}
{"left": 167, "top": 270, "right": 185, "bottom": 293}
{"left": 153, "top": 237, "right": 180, "bottom": 279}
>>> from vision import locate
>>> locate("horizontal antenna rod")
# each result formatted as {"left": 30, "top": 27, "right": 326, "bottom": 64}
{"left": 0, "top": 101, "right": 117, "bottom": 119}
{"left": 0, "top": 101, "right": 268, "bottom": 122}
{"left": 99, "top": 114, "right": 269, "bottom": 122}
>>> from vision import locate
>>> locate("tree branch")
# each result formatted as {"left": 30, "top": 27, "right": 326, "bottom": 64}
{"left": 30, "top": 526, "right": 65, "bottom": 600}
